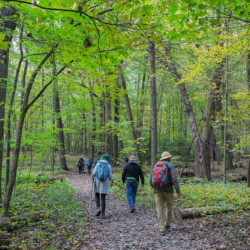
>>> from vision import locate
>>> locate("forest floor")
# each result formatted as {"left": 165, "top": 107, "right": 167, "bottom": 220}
{"left": 67, "top": 169, "right": 249, "bottom": 250}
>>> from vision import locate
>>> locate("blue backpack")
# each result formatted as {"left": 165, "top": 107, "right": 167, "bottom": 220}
{"left": 87, "top": 159, "right": 93, "bottom": 167}
{"left": 97, "top": 162, "right": 109, "bottom": 181}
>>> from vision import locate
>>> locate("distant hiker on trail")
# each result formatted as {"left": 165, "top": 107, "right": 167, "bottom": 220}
{"left": 150, "top": 151, "right": 180, "bottom": 235}
{"left": 122, "top": 155, "right": 144, "bottom": 213}
{"left": 91, "top": 154, "right": 112, "bottom": 218}
{"left": 77, "top": 155, "right": 85, "bottom": 175}
{"left": 87, "top": 158, "right": 93, "bottom": 175}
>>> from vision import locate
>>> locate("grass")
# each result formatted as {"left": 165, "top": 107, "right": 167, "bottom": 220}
{"left": 1, "top": 169, "right": 85, "bottom": 249}
{"left": 110, "top": 167, "right": 250, "bottom": 214}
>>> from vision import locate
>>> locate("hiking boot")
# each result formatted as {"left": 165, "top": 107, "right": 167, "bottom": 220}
{"left": 101, "top": 214, "right": 106, "bottom": 219}
{"left": 95, "top": 209, "right": 101, "bottom": 216}
{"left": 130, "top": 208, "right": 135, "bottom": 213}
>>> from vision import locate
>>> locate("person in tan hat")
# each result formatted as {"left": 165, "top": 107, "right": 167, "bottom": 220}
{"left": 151, "top": 151, "right": 180, "bottom": 235}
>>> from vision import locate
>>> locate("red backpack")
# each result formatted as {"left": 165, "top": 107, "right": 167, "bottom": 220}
{"left": 150, "top": 161, "right": 170, "bottom": 188}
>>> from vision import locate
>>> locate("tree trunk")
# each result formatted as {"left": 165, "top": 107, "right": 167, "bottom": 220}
{"left": 246, "top": 51, "right": 250, "bottom": 187}
{"left": 89, "top": 82, "right": 96, "bottom": 159}
{"left": 99, "top": 91, "right": 105, "bottom": 153}
{"left": 53, "top": 88, "right": 68, "bottom": 171}
{"left": 137, "top": 70, "right": 146, "bottom": 139}
{"left": 148, "top": 41, "right": 157, "bottom": 166}
{"left": 164, "top": 46, "right": 203, "bottom": 177}
{"left": 0, "top": 5, "right": 17, "bottom": 201}
{"left": 105, "top": 88, "right": 113, "bottom": 157}
{"left": 118, "top": 65, "right": 141, "bottom": 163}
{"left": 113, "top": 78, "right": 120, "bottom": 167}
{"left": 5, "top": 26, "right": 24, "bottom": 187}
{"left": 51, "top": 55, "right": 68, "bottom": 171}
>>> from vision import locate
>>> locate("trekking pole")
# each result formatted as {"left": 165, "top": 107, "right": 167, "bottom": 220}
{"left": 88, "top": 178, "right": 94, "bottom": 215}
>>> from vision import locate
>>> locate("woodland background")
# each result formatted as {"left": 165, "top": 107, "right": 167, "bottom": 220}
{"left": 0, "top": 0, "right": 249, "bottom": 248}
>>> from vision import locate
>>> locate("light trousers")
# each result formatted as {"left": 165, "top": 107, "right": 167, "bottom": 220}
{"left": 154, "top": 192, "right": 173, "bottom": 231}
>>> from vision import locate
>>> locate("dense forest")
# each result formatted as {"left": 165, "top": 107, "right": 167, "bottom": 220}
{"left": 0, "top": 0, "right": 249, "bottom": 249}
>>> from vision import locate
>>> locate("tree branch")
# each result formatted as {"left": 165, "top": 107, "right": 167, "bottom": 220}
{"left": 26, "top": 60, "right": 73, "bottom": 110}
{"left": 4, "top": 0, "right": 137, "bottom": 29}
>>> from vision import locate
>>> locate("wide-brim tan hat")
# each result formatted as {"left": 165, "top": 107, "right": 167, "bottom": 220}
{"left": 160, "top": 151, "right": 172, "bottom": 160}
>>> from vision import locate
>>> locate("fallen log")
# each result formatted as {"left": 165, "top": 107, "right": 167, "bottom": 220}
{"left": 174, "top": 206, "right": 235, "bottom": 220}
{"left": 0, "top": 210, "right": 45, "bottom": 232}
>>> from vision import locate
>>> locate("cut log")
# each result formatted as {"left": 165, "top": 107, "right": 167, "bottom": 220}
{"left": 174, "top": 206, "right": 235, "bottom": 220}
{"left": 0, "top": 210, "right": 45, "bottom": 231}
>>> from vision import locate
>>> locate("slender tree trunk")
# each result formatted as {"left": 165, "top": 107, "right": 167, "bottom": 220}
{"left": 118, "top": 65, "right": 141, "bottom": 163}
{"left": 89, "top": 82, "right": 96, "bottom": 159}
{"left": 137, "top": 70, "right": 146, "bottom": 139}
{"left": 113, "top": 79, "right": 120, "bottom": 166}
{"left": 105, "top": 88, "right": 112, "bottom": 157}
{"left": 83, "top": 112, "right": 88, "bottom": 155}
{"left": 3, "top": 48, "right": 56, "bottom": 216}
{"left": 99, "top": 91, "right": 105, "bottom": 153}
{"left": 0, "top": 5, "right": 17, "bottom": 201}
{"left": 53, "top": 88, "right": 68, "bottom": 171}
{"left": 246, "top": 51, "right": 250, "bottom": 187}
{"left": 164, "top": 46, "right": 203, "bottom": 177}
{"left": 5, "top": 26, "right": 24, "bottom": 187}
{"left": 148, "top": 41, "right": 157, "bottom": 166}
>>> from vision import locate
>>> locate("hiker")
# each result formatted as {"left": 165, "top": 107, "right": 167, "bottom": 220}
{"left": 122, "top": 155, "right": 144, "bottom": 213}
{"left": 87, "top": 158, "right": 93, "bottom": 175}
{"left": 77, "top": 155, "right": 85, "bottom": 175}
{"left": 91, "top": 154, "right": 112, "bottom": 218}
{"left": 150, "top": 151, "right": 180, "bottom": 235}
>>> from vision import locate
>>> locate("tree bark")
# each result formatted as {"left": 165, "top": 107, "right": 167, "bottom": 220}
{"left": 148, "top": 41, "right": 157, "bottom": 166}
{"left": 5, "top": 26, "right": 24, "bottom": 187}
{"left": 3, "top": 47, "right": 66, "bottom": 216}
{"left": 164, "top": 46, "right": 203, "bottom": 177}
{"left": 113, "top": 78, "right": 120, "bottom": 166}
{"left": 0, "top": 5, "right": 17, "bottom": 201}
{"left": 53, "top": 87, "right": 68, "bottom": 171}
{"left": 247, "top": 51, "right": 250, "bottom": 187}
{"left": 89, "top": 81, "right": 96, "bottom": 159}
{"left": 118, "top": 65, "right": 141, "bottom": 163}
{"left": 137, "top": 70, "right": 146, "bottom": 139}
{"left": 105, "top": 88, "right": 113, "bottom": 157}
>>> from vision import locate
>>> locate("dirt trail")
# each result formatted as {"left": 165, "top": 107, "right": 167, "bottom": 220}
{"left": 67, "top": 171, "right": 248, "bottom": 250}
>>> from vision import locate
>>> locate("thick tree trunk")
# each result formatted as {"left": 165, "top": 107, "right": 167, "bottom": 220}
{"left": 0, "top": 5, "right": 17, "bottom": 201}
{"left": 6, "top": 26, "right": 24, "bottom": 187}
{"left": 118, "top": 65, "right": 141, "bottom": 163}
{"left": 148, "top": 41, "right": 157, "bottom": 166}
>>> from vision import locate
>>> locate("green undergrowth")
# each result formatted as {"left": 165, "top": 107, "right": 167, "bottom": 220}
{"left": 110, "top": 168, "right": 250, "bottom": 215}
{"left": 1, "top": 172, "right": 85, "bottom": 249}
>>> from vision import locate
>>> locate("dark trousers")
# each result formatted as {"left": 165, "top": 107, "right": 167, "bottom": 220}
{"left": 95, "top": 193, "right": 106, "bottom": 215}
{"left": 78, "top": 166, "right": 83, "bottom": 175}
{"left": 87, "top": 165, "right": 92, "bottom": 175}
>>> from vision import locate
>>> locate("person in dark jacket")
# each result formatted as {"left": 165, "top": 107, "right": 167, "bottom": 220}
{"left": 152, "top": 151, "right": 180, "bottom": 235}
{"left": 77, "top": 155, "right": 85, "bottom": 175}
{"left": 122, "top": 155, "right": 144, "bottom": 213}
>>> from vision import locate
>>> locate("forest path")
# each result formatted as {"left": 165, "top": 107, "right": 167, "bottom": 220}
{"left": 67, "top": 170, "right": 227, "bottom": 250}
